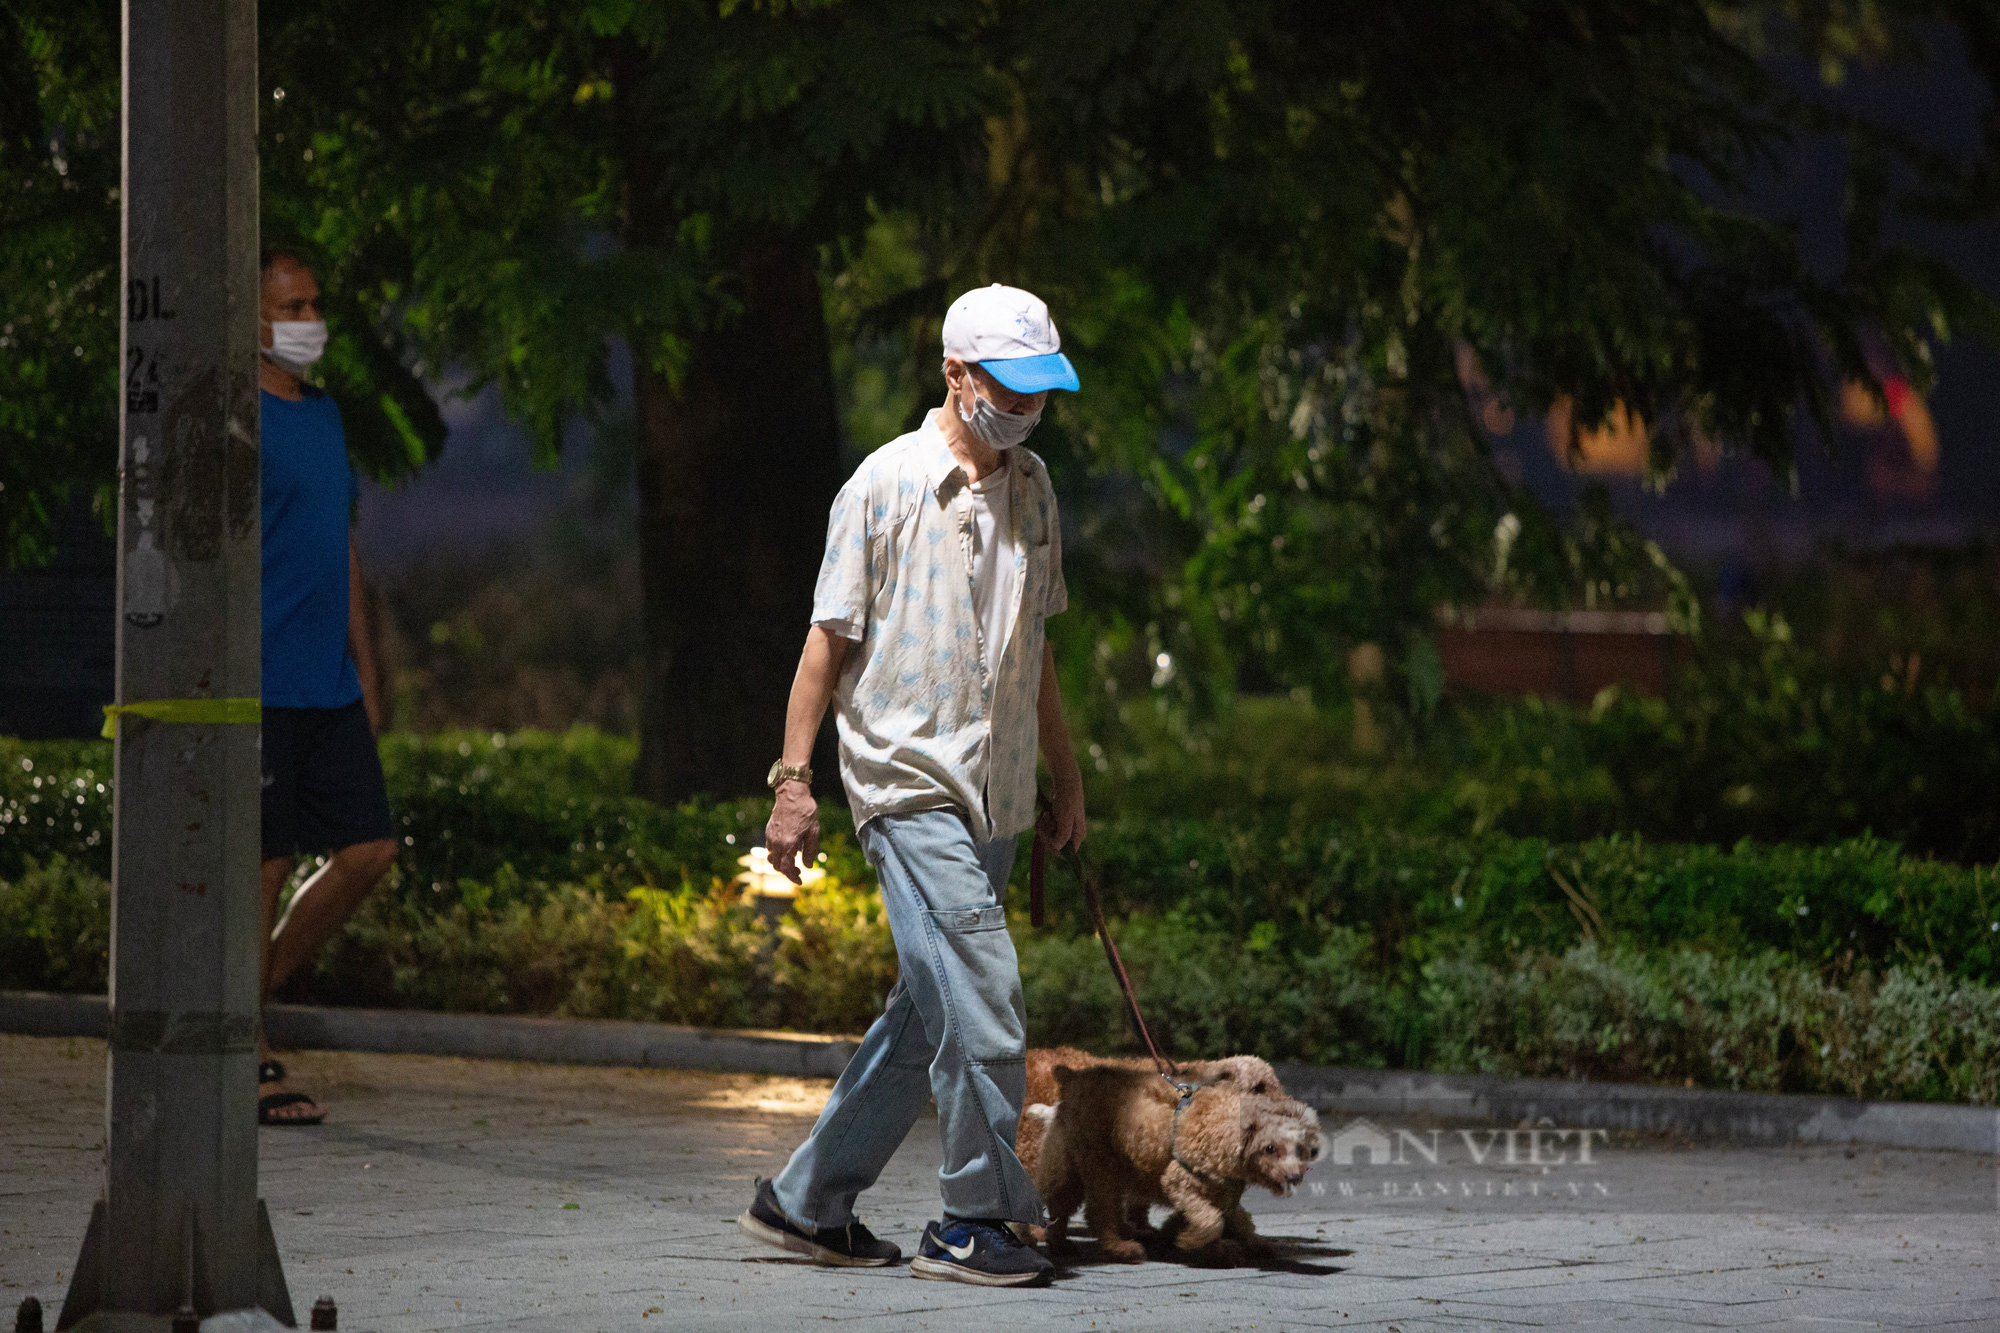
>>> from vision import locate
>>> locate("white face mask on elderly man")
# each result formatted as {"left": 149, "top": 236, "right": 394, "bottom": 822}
{"left": 953, "top": 365, "right": 1043, "bottom": 450}
{"left": 263, "top": 319, "right": 328, "bottom": 374}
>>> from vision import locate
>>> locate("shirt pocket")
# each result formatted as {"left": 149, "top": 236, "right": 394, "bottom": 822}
{"left": 1024, "top": 542, "right": 1054, "bottom": 631}
{"left": 1016, "top": 482, "right": 1054, "bottom": 548}
{"left": 866, "top": 493, "right": 924, "bottom": 600}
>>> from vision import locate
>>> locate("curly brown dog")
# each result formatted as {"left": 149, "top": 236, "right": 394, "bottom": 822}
{"left": 1017, "top": 1047, "right": 1287, "bottom": 1189}
{"left": 1031, "top": 1064, "right": 1319, "bottom": 1265}
{"left": 1024, "top": 1046, "right": 1285, "bottom": 1110}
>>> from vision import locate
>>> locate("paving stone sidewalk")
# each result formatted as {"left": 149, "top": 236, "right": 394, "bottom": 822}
{"left": 3, "top": 1034, "right": 1994, "bottom": 1331}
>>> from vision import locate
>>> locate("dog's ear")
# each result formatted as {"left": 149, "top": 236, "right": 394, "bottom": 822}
{"left": 1242, "top": 1099, "right": 1296, "bottom": 1158}
{"left": 1239, "top": 1101, "right": 1268, "bottom": 1151}
{"left": 1053, "top": 1064, "right": 1076, "bottom": 1087}
{"left": 1292, "top": 1102, "right": 1324, "bottom": 1159}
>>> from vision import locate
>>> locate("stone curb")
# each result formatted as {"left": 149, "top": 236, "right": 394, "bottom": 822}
{"left": 6, "top": 991, "right": 1994, "bottom": 1153}
{"left": 0, "top": 990, "right": 859, "bottom": 1080}
{"left": 1273, "top": 1064, "right": 2000, "bottom": 1156}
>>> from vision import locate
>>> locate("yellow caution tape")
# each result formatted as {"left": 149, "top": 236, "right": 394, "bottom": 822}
{"left": 101, "top": 698, "right": 262, "bottom": 739}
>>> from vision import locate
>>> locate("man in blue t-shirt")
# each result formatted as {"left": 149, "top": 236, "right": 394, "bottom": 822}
{"left": 254, "top": 249, "right": 398, "bottom": 1126}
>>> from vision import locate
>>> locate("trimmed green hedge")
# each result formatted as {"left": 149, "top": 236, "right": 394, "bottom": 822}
{"left": 5, "top": 729, "right": 1999, "bottom": 1103}
{"left": 1070, "top": 819, "right": 2000, "bottom": 984}
{"left": 1022, "top": 930, "right": 2000, "bottom": 1105}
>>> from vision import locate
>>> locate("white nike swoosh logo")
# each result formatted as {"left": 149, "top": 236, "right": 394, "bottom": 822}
{"left": 941, "top": 1236, "right": 977, "bottom": 1260}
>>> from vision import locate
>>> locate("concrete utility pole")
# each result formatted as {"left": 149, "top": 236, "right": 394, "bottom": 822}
{"left": 55, "top": 1, "right": 296, "bottom": 1328}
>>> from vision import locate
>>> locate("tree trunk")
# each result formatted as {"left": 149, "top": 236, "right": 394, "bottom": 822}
{"left": 630, "top": 240, "right": 844, "bottom": 803}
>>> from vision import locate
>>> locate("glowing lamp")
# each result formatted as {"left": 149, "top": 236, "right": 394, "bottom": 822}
{"left": 734, "top": 846, "right": 826, "bottom": 922}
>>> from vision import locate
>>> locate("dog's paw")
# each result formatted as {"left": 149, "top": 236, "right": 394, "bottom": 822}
{"left": 1100, "top": 1237, "right": 1147, "bottom": 1262}
{"left": 1188, "top": 1238, "right": 1248, "bottom": 1268}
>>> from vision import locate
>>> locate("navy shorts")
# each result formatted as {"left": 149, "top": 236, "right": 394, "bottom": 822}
{"left": 261, "top": 700, "right": 395, "bottom": 860}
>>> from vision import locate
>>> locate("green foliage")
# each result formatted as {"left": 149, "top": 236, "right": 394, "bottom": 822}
{"left": 255, "top": 0, "right": 1001, "bottom": 459}
{"left": 10, "top": 718, "right": 1999, "bottom": 978}
{"left": 10, "top": 4, "right": 1999, "bottom": 754}
{"left": 380, "top": 443, "right": 643, "bottom": 736}
{"left": 9, "top": 720, "right": 2000, "bottom": 1101}
{"left": 295, "top": 861, "right": 899, "bottom": 1035}
{"left": 15, "top": 832, "right": 1995, "bottom": 1100}
{"left": 0, "top": 2, "right": 450, "bottom": 565}
{"left": 1422, "top": 945, "right": 2000, "bottom": 1105}
{"left": 1024, "top": 931, "right": 2000, "bottom": 1104}
{"left": 947, "top": 0, "right": 2000, "bottom": 709}
{"left": 1079, "top": 609, "right": 2000, "bottom": 864}
{"left": 1750, "top": 543, "right": 2000, "bottom": 698}
{"left": 0, "top": 854, "right": 108, "bottom": 993}
{"left": 1062, "top": 821, "right": 1999, "bottom": 986}
{"left": 376, "top": 727, "right": 769, "bottom": 892}
{"left": 1451, "top": 612, "right": 2000, "bottom": 861}
{"left": 1019, "top": 918, "right": 1390, "bottom": 1070}
{"left": 0, "top": 738, "right": 112, "bottom": 881}
{"left": 0, "top": 1, "right": 119, "bottom": 566}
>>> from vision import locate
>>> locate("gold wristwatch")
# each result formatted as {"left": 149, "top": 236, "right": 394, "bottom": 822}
{"left": 767, "top": 760, "right": 813, "bottom": 789}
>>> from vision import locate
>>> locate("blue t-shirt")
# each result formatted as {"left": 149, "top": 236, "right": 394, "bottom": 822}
{"left": 261, "top": 388, "right": 363, "bottom": 709}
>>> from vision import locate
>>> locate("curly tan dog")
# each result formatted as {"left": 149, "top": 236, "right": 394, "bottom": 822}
{"left": 1016, "top": 1048, "right": 1287, "bottom": 1202}
{"left": 1024, "top": 1046, "right": 1285, "bottom": 1109}
{"left": 1032, "top": 1064, "right": 1318, "bottom": 1265}
{"left": 1158, "top": 1095, "right": 1319, "bottom": 1255}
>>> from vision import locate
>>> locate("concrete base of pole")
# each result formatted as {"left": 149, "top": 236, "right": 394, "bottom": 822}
{"left": 55, "top": 1202, "right": 294, "bottom": 1333}
{"left": 60, "top": 1312, "right": 291, "bottom": 1333}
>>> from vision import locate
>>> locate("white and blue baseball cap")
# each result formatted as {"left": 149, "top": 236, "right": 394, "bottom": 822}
{"left": 942, "top": 283, "right": 1081, "bottom": 393}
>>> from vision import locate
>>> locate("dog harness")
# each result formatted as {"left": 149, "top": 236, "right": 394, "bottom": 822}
{"left": 1168, "top": 1082, "right": 1232, "bottom": 1187}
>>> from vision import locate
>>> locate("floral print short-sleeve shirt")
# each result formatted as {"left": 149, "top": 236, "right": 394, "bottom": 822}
{"left": 813, "top": 410, "right": 1067, "bottom": 842}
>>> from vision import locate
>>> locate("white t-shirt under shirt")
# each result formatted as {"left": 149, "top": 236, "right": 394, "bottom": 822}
{"left": 966, "top": 462, "right": 1022, "bottom": 678}
{"left": 967, "top": 461, "right": 1024, "bottom": 823}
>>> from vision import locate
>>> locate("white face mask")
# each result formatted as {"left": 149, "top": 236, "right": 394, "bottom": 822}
{"left": 263, "top": 319, "right": 327, "bottom": 374}
{"left": 953, "top": 367, "right": 1042, "bottom": 449}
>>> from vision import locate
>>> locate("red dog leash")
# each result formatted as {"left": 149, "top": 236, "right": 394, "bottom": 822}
{"left": 1033, "top": 800, "right": 1229, "bottom": 1185}
{"left": 1031, "top": 796, "right": 1186, "bottom": 1093}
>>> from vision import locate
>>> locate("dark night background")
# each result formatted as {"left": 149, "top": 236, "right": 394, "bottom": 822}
{"left": 4, "top": 29, "right": 1995, "bottom": 740}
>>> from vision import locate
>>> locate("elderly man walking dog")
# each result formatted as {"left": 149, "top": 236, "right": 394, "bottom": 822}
{"left": 740, "top": 285, "right": 1089, "bottom": 1287}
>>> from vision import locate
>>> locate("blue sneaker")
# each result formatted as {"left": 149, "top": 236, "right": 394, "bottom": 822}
{"left": 910, "top": 1218, "right": 1054, "bottom": 1287}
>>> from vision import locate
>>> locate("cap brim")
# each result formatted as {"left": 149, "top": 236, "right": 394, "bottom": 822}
{"left": 980, "top": 351, "right": 1080, "bottom": 393}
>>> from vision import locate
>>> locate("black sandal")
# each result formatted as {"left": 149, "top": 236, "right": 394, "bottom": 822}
{"left": 258, "top": 1059, "right": 326, "bottom": 1127}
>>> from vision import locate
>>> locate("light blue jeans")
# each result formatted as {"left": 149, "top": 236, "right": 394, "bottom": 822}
{"left": 771, "top": 808, "right": 1042, "bottom": 1227}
